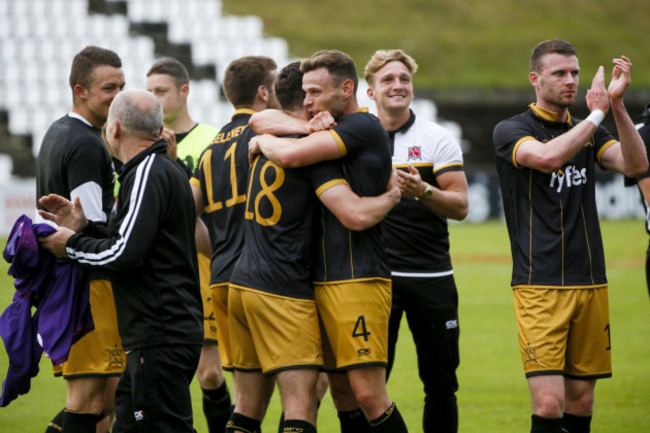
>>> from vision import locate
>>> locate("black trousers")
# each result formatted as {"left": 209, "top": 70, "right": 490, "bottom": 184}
{"left": 113, "top": 344, "right": 201, "bottom": 433}
{"left": 387, "top": 274, "right": 460, "bottom": 433}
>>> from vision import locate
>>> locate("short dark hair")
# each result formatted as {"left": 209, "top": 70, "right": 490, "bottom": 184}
{"left": 147, "top": 57, "right": 190, "bottom": 89}
{"left": 222, "top": 56, "right": 277, "bottom": 107}
{"left": 274, "top": 62, "right": 305, "bottom": 112}
{"left": 301, "top": 50, "right": 358, "bottom": 95}
{"left": 69, "top": 45, "right": 122, "bottom": 90}
{"left": 530, "top": 39, "right": 577, "bottom": 72}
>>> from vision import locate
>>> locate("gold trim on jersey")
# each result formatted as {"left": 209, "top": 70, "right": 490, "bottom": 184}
{"left": 433, "top": 162, "right": 464, "bottom": 174}
{"left": 513, "top": 136, "right": 536, "bottom": 169}
{"left": 316, "top": 178, "right": 348, "bottom": 197}
{"left": 313, "top": 277, "right": 392, "bottom": 286}
{"left": 394, "top": 162, "right": 433, "bottom": 168}
{"left": 329, "top": 130, "right": 348, "bottom": 156}
{"left": 529, "top": 103, "right": 573, "bottom": 125}
{"left": 233, "top": 108, "right": 256, "bottom": 117}
{"left": 580, "top": 204, "right": 595, "bottom": 285}
{"left": 512, "top": 283, "right": 608, "bottom": 290}
{"left": 189, "top": 177, "right": 200, "bottom": 188}
{"left": 528, "top": 169, "right": 533, "bottom": 284}
{"left": 356, "top": 107, "right": 370, "bottom": 113}
{"left": 556, "top": 201, "right": 560, "bottom": 286}
{"left": 596, "top": 139, "right": 618, "bottom": 162}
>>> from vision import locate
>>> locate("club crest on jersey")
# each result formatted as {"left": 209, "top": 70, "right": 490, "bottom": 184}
{"left": 407, "top": 145, "right": 422, "bottom": 161}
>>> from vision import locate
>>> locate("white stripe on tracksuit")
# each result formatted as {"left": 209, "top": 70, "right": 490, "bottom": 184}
{"left": 66, "top": 154, "right": 156, "bottom": 266}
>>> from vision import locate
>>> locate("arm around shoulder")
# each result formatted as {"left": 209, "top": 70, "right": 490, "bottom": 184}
{"left": 318, "top": 183, "right": 400, "bottom": 231}
{"left": 249, "top": 109, "right": 310, "bottom": 135}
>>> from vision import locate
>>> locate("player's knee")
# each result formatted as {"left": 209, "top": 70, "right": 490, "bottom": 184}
{"left": 534, "top": 393, "right": 564, "bottom": 418}
{"left": 566, "top": 391, "right": 594, "bottom": 415}
{"left": 353, "top": 389, "right": 387, "bottom": 418}
{"left": 196, "top": 366, "right": 223, "bottom": 388}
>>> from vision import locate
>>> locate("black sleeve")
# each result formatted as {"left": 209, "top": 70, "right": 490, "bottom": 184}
{"left": 176, "top": 158, "right": 193, "bottom": 178}
{"left": 66, "top": 157, "right": 166, "bottom": 271}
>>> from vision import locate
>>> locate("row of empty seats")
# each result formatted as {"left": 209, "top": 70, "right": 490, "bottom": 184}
{"left": 0, "top": 0, "right": 449, "bottom": 163}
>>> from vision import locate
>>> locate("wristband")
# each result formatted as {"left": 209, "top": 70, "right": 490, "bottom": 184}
{"left": 586, "top": 109, "right": 605, "bottom": 127}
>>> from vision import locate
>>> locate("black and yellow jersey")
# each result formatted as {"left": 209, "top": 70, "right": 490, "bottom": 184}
{"left": 230, "top": 155, "right": 347, "bottom": 299}
{"left": 493, "top": 104, "right": 617, "bottom": 288}
{"left": 190, "top": 109, "right": 256, "bottom": 285}
{"left": 312, "top": 109, "right": 393, "bottom": 283}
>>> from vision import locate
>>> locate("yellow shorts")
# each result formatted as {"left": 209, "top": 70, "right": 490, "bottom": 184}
{"left": 228, "top": 285, "right": 323, "bottom": 375}
{"left": 513, "top": 286, "right": 612, "bottom": 379}
{"left": 198, "top": 253, "right": 218, "bottom": 343}
{"left": 315, "top": 279, "right": 391, "bottom": 371}
{"left": 211, "top": 282, "right": 232, "bottom": 370}
{"left": 53, "top": 279, "right": 125, "bottom": 378}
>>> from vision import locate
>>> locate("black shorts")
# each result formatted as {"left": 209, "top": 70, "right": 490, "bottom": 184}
{"left": 112, "top": 344, "right": 201, "bottom": 433}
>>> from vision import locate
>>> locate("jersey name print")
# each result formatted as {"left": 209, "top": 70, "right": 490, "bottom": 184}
{"left": 190, "top": 109, "right": 256, "bottom": 285}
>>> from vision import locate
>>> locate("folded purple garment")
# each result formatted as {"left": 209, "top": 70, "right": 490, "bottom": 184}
{"left": 0, "top": 215, "right": 93, "bottom": 407}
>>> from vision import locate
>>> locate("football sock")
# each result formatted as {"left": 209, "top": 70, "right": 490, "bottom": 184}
{"left": 562, "top": 413, "right": 592, "bottom": 433}
{"left": 281, "top": 419, "right": 317, "bottom": 433}
{"left": 278, "top": 400, "right": 321, "bottom": 432}
{"left": 368, "top": 402, "right": 408, "bottom": 433}
{"left": 202, "top": 382, "right": 232, "bottom": 433}
{"left": 423, "top": 393, "right": 458, "bottom": 433}
{"left": 226, "top": 412, "right": 262, "bottom": 433}
{"left": 337, "top": 408, "right": 371, "bottom": 433}
{"left": 530, "top": 414, "right": 563, "bottom": 433}
{"left": 45, "top": 408, "right": 64, "bottom": 432}
{"left": 62, "top": 410, "right": 104, "bottom": 433}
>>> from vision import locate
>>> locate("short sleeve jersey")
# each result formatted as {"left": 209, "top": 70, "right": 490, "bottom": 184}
{"left": 230, "top": 154, "right": 347, "bottom": 299}
{"left": 382, "top": 111, "right": 465, "bottom": 274}
{"left": 493, "top": 104, "right": 617, "bottom": 288}
{"left": 190, "top": 109, "right": 256, "bottom": 285}
{"left": 312, "top": 109, "right": 393, "bottom": 283}
{"left": 36, "top": 115, "right": 115, "bottom": 220}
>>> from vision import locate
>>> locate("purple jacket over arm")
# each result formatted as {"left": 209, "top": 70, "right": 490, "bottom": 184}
{"left": 0, "top": 215, "right": 93, "bottom": 407}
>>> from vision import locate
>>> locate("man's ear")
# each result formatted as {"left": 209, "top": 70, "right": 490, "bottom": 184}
{"left": 73, "top": 84, "right": 87, "bottom": 101}
{"left": 367, "top": 86, "right": 375, "bottom": 101}
{"left": 110, "top": 120, "right": 121, "bottom": 139}
{"left": 341, "top": 79, "right": 355, "bottom": 98}
{"left": 529, "top": 71, "right": 538, "bottom": 87}
{"left": 180, "top": 83, "right": 190, "bottom": 98}
{"left": 257, "top": 85, "right": 268, "bottom": 102}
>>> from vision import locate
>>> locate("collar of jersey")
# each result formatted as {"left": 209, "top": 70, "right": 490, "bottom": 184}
{"left": 387, "top": 109, "right": 416, "bottom": 135}
{"left": 232, "top": 108, "right": 256, "bottom": 119}
{"left": 356, "top": 107, "right": 369, "bottom": 113}
{"left": 529, "top": 103, "right": 573, "bottom": 125}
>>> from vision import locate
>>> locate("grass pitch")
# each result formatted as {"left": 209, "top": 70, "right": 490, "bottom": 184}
{"left": 0, "top": 220, "right": 648, "bottom": 432}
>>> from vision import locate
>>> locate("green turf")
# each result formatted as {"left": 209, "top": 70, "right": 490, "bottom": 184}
{"left": 0, "top": 220, "right": 648, "bottom": 432}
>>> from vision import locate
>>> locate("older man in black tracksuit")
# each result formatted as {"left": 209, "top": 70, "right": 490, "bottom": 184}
{"left": 39, "top": 89, "right": 203, "bottom": 433}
